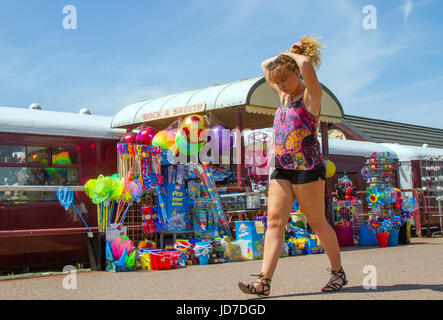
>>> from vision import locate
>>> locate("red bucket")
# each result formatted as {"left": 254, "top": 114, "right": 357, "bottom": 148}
{"left": 164, "top": 251, "right": 180, "bottom": 269}
{"left": 150, "top": 252, "right": 171, "bottom": 270}
{"left": 375, "top": 232, "right": 389, "bottom": 248}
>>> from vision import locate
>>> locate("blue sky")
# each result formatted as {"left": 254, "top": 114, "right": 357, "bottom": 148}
{"left": 0, "top": 0, "right": 442, "bottom": 129}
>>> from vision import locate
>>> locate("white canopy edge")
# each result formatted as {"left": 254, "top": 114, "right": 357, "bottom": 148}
{"left": 0, "top": 106, "right": 125, "bottom": 139}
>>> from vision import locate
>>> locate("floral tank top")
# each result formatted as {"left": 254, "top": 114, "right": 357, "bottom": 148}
{"left": 269, "top": 94, "right": 325, "bottom": 171}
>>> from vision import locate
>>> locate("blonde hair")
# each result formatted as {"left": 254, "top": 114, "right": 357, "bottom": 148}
{"left": 268, "top": 35, "right": 324, "bottom": 84}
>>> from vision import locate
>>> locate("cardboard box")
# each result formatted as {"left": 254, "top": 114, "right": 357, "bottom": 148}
{"left": 235, "top": 221, "right": 265, "bottom": 242}
{"left": 234, "top": 238, "right": 265, "bottom": 261}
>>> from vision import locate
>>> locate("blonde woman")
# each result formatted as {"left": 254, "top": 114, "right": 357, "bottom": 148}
{"left": 238, "top": 38, "right": 347, "bottom": 297}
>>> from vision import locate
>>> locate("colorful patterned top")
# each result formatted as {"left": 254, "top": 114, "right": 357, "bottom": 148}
{"left": 269, "top": 95, "right": 325, "bottom": 170}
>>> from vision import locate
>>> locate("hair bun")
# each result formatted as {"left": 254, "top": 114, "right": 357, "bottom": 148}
{"left": 290, "top": 35, "right": 325, "bottom": 70}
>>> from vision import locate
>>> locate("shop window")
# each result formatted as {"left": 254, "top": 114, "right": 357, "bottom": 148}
{"left": 0, "top": 145, "right": 26, "bottom": 163}
{"left": 0, "top": 167, "right": 78, "bottom": 203}
{"left": 52, "top": 147, "right": 78, "bottom": 165}
{"left": 27, "top": 146, "right": 49, "bottom": 164}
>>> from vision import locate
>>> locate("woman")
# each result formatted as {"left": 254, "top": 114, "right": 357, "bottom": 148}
{"left": 238, "top": 38, "right": 347, "bottom": 297}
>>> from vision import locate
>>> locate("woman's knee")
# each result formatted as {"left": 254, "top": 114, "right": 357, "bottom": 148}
{"left": 307, "top": 216, "right": 330, "bottom": 233}
{"left": 266, "top": 211, "right": 288, "bottom": 230}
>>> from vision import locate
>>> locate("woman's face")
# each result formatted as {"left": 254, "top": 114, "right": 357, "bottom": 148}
{"left": 275, "top": 69, "right": 301, "bottom": 95}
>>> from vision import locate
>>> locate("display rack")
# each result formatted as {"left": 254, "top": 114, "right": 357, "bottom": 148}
{"left": 122, "top": 189, "right": 157, "bottom": 246}
{"left": 419, "top": 156, "right": 443, "bottom": 234}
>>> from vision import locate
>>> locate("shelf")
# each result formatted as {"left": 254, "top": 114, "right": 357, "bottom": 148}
{"left": 225, "top": 209, "right": 260, "bottom": 214}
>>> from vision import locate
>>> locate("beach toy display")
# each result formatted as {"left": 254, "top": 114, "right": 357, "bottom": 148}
{"left": 332, "top": 174, "right": 361, "bottom": 246}
{"left": 360, "top": 152, "right": 417, "bottom": 246}
{"left": 117, "top": 142, "right": 164, "bottom": 187}
{"left": 105, "top": 235, "right": 136, "bottom": 272}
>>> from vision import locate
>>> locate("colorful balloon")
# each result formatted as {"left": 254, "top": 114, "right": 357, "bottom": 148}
{"left": 136, "top": 127, "right": 158, "bottom": 145}
{"left": 120, "top": 132, "right": 137, "bottom": 144}
{"left": 152, "top": 130, "right": 177, "bottom": 149}
{"left": 207, "top": 124, "right": 234, "bottom": 153}
{"left": 175, "top": 133, "right": 204, "bottom": 156}
{"left": 179, "top": 114, "right": 208, "bottom": 143}
{"left": 324, "top": 160, "right": 336, "bottom": 178}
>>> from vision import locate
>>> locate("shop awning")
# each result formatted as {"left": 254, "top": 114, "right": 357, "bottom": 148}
{"left": 111, "top": 76, "right": 344, "bottom": 130}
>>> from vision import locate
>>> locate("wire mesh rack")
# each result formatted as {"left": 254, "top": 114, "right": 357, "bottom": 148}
{"left": 419, "top": 156, "right": 443, "bottom": 235}
{"left": 122, "top": 189, "right": 157, "bottom": 246}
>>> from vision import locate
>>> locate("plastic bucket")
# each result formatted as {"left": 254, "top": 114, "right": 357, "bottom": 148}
{"left": 86, "top": 232, "right": 106, "bottom": 271}
{"left": 194, "top": 242, "right": 211, "bottom": 265}
{"left": 177, "top": 252, "right": 187, "bottom": 267}
{"left": 214, "top": 246, "right": 225, "bottom": 259}
{"left": 149, "top": 251, "right": 171, "bottom": 270}
{"left": 387, "top": 229, "right": 399, "bottom": 247}
{"left": 334, "top": 225, "right": 354, "bottom": 247}
{"left": 140, "top": 253, "right": 151, "bottom": 270}
{"left": 358, "top": 225, "right": 378, "bottom": 246}
{"left": 164, "top": 251, "right": 180, "bottom": 269}
{"left": 139, "top": 249, "right": 162, "bottom": 270}
{"left": 375, "top": 232, "right": 389, "bottom": 248}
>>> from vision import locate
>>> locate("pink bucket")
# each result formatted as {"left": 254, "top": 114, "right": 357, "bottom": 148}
{"left": 334, "top": 225, "right": 355, "bottom": 247}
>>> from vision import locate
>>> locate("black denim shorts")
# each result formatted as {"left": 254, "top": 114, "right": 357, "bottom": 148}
{"left": 270, "top": 167, "right": 326, "bottom": 185}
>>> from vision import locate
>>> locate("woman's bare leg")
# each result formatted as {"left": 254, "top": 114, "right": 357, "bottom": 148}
{"left": 240, "top": 178, "right": 294, "bottom": 295}
{"left": 291, "top": 178, "right": 343, "bottom": 272}
{"left": 260, "top": 179, "right": 295, "bottom": 279}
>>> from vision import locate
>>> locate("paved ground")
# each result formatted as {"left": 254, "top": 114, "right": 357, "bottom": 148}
{"left": 1, "top": 237, "right": 442, "bottom": 300}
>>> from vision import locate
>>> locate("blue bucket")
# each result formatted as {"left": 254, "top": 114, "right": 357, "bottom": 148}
{"left": 195, "top": 242, "right": 210, "bottom": 265}
{"left": 388, "top": 229, "right": 399, "bottom": 247}
{"left": 359, "top": 225, "right": 378, "bottom": 246}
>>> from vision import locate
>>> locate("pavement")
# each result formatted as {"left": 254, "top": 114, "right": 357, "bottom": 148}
{"left": 1, "top": 237, "right": 442, "bottom": 300}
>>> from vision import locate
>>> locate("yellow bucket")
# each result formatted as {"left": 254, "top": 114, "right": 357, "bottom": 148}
{"left": 140, "top": 253, "right": 152, "bottom": 270}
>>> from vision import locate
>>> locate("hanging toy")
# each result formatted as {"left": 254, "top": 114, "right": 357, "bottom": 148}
{"left": 141, "top": 206, "right": 157, "bottom": 234}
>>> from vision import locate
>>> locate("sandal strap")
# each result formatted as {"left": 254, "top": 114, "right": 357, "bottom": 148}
{"left": 327, "top": 267, "right": 346, "bottom": 281}
{"left": 247, "top": 273, "right": 271, "bottom": 295}
{"left": 323, "top": 267, "right": 347, "bottom": 292}
{"left": 250, "top": 272, "right": 272, "bottom": 282}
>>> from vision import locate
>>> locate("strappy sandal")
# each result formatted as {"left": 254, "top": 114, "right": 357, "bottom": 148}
{"left": 321, "top": 267, "right": 348, "bottom": 292}
{"left": 238, "top": 272, "right": 271, "bottom": 298}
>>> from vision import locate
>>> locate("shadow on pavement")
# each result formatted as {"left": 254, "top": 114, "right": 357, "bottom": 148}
{"left": 337, "top": 240, "right": 443, "bottom": 253}
{"left": 247, "top": 284, "right": 443, "bottom": 300}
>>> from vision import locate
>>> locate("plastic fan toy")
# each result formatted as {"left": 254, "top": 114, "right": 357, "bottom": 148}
{"left": 56, "top": 186, "right": 92, "bottom": 233}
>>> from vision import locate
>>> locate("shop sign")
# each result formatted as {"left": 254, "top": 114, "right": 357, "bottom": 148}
{"left": 141, "top": 103, "right": 206, "bottom": 121}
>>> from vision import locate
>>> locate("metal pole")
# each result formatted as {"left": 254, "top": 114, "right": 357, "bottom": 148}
{"left": 0, "top": 185, "right": 85, "bottom": 192}
{"left": 235, "top": 108, "right": 245, "bottom": 190}
{"left": 320, "top": 122, "right": 333, "bottom": 225}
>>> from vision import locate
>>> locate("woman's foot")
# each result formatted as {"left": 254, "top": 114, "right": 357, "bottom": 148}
{"left": 321, "top": 267, "right": 348, "bottom": 292}
{"left": 238, "top": 273, "right": 271, "bottom": 298}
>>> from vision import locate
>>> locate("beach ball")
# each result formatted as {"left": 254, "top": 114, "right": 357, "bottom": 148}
{"left": 120, "top": 132, "right": 137, "bottom": 144}
{"left": 179, "top": 114, "right": 208, "bottom": 143}
{"left": 324, "top": 160, "right": 336, "bottom": 179}
{"left": 175, "top": 133, "right": 204, "bottom": 156}
{"left": 207, "top": 124, "right": 234, "bottom": 153}
{"left": 152, "top": 130, "right": 176, "bottom": 149}
{"left": 136, "top": 127, "right": 158, "bottom": 145}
